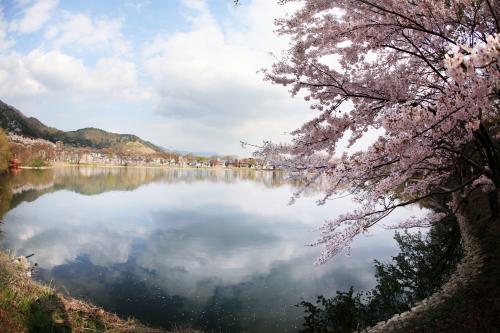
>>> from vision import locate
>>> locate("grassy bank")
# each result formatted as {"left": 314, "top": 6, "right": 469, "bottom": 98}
{"left": 0, "top": 252, "right": 196, "bottom": 333}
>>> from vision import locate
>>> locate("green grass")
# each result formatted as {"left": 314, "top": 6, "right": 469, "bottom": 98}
{"left": 25, "top": 159, "right": 48, "bottom": 168}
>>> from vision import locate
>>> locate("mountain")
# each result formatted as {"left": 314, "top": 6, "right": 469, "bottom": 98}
{"left": 0, "top": 100, "right": 163, "bottom": 154}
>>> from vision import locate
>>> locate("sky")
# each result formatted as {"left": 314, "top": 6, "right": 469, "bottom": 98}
{"left": 0, "top": 0, "right": 315, "bottom": 156}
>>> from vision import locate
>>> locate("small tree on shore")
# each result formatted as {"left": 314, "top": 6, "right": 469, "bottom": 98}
{"left": 259, "top": 0, "right": 499, "bottom": 263}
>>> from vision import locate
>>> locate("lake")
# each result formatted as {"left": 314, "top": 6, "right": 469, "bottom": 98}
{"left": 0, "top": 167, "right": 416, "bottom": 332}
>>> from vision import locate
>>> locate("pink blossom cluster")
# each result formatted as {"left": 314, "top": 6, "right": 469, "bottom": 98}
{"left": 260, "top": 0, "right": 500, "bottom": 264}
{"left": 8, "top": 133, "right": 56, "bottom": 148}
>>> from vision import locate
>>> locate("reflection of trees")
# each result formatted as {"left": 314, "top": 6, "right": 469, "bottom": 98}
{"left": 0, "top": 167, "right": 327, "bottom": 219}
{"left": 0, "top": 130, "right": 12, "bottom": 219}
{"left": 196, "top": 287, "right": 243, "bottom": 332}
{"left": 0, "top": 176, "right": 12, "bottom": 220}
{"left": 0, "top": 170, "right": 55, "bottom": 220}
{"left": 145, "top": 168, "right": 328, "bottom": 193}
{"left": 49, "top": 167, "right": 169, "bottom": 195}
{"left": 3, "top": 167, "right": 169, "bottom": 206}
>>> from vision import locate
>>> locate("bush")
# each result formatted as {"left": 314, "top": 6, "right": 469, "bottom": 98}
{"left": 298, "top": 218, "right": 463, "bottom": 332}
{"left": 27, "top": 159, "right": 48, "bottom": 168}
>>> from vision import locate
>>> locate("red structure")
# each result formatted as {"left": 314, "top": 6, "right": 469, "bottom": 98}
{"left": 9, "top": 158, "right": 21, "bottom": 170}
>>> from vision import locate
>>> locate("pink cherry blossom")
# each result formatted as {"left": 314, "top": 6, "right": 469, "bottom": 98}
{"left": 258, "top": 0, "right": 500, "bottom": 264}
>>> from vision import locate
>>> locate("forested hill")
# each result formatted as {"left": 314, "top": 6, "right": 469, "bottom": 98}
{"left": 0, "top": 100, "right": 162, "bottom": 153}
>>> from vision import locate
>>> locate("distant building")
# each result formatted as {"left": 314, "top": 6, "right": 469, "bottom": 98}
{"left": 9, "top": 158, "right": 20, "bottom": 169}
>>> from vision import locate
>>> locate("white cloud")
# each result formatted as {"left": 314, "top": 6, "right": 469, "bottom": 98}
{"left": 0, "top": 6, "right": 14, "bottom": 52}
{"left": 44, "top": 12, "right": 129, "bottom": 54}
{"left": 142, "top": 0, "right": 288, "bottom": 116}
{"left": 1, "top": 168, "right": 401, "bottom": 301}
{"left": 0, "top": 51, "right": 46, "bottom": 97}
{"left": 10, "top": 0, "right": 58, "bottom": 34}
{"left": 180, "top": 0, "right": 207, "bottom": 12}
{"left": 140, "top": 0, "right": 312, "bottom": 153}
{"left": 124, "top": 1, "right": 147, "bottom": 11}
{"left": 0, "top": 49, "right": 147, "bottom": 100}
{"left": 25, "top": 49, "right": 86, "bottom": 90}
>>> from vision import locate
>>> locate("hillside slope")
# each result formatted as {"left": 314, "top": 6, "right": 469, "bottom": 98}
{"left": 0, "top": 100, "right": 162, "bottom": 154}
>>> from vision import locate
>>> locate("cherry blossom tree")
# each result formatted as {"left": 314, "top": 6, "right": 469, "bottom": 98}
{"left": 258, "top": 0, "right": 500, "bottom": 264}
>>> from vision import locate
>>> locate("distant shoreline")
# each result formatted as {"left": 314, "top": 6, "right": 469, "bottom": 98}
{"left": 19, "top": 163, "right": 281, "bottom": 171}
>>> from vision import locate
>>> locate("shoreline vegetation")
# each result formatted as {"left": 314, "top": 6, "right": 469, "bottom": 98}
{"left": 0, "top": 251, "right": 198, "bottom": 333}
{"left": 18, "top": 162, "right": 281, "bottom": 171}
{"left": 7, "top": 133, "right": 278, "bottom": 171}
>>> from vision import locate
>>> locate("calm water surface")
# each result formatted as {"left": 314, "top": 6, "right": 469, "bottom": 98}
{"left": 0, "top": 167, "right": 417, "bottom": 332}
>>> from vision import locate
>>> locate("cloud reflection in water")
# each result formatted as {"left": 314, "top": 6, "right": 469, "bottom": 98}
{"left": 0, "top": 167, "right": 416, "bottom": 332}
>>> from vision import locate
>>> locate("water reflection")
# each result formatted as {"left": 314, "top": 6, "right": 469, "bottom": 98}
{"left": 0, "top": 167, "right": 411, "bottom": 332}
